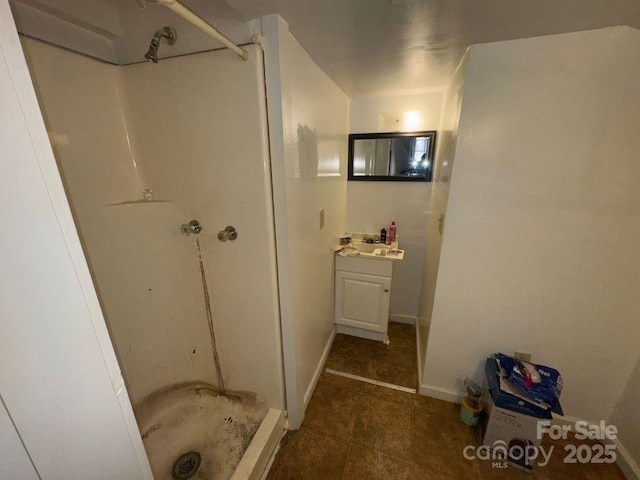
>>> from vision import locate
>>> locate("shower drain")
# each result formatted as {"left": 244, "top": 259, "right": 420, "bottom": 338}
{"left": 172, "top": 451, "right": 201, "bottom": 479}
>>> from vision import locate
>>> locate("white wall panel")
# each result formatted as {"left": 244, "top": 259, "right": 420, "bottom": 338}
{"left": 0, "top": 3, "right": 150, "bottom": 476}
{"left": 423, "top": 28, "right": 640, "bottom": 424}
{"left": 121, "top": 45, "right": 284, "bottom": 409}
{"left": 263, "top": 15, "right": 349, "bottom": 427}
{"left": 416, "top": 51, "right": 468, "bottom": 385}
{"left": 22, "top": 39, "right": 285, "bottom": 409}
{"left": 347, "top": 92, "right": 443, "bottom": 320}
{"left": 0, "top": 399, "right": 38, "bottom": 480}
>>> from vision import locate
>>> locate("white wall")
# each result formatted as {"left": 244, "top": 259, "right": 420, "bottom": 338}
{"left": 349, "top": 93, "right": 443, "bottom": 134}
{"left": 20, "top": 38, "right": 143, "bottom": 211}
{"left": 263, "top": 15, "right": 349, "bottom": 428}
{"left": 122, "top": 44, "right": 285, "bottom": 409}
{"left": 417, "top": 52, "right": 469, "bottom": 385}
{"left": 423, "top": 27, "right": 640, "bottom": 424}
{"left": 23, "top": 39, "right": 285, "bottom": 409}
{"left": 0, "top": 399, "right": 38, "bottom": 480}
{"left": 0, "top": 3, "right": 150, "bottom": 476}
{"left": 348, "top": 92, "right": 443, "bottom": 319}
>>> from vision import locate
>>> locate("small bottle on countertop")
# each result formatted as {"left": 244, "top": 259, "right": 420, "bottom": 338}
{"left": 388, "top": 221, "right": 396, "bottom": 245}
{"left": 380, "top": 228, "right": 387, "bottom": 244}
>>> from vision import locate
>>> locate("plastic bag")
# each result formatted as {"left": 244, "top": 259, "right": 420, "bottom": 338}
{"left": 495, "top": 353, "right": 563, "bottom": 405}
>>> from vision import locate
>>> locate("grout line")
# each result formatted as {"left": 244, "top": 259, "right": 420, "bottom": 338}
{"left": 352, "top": 394, "right": 414, "bottom": 466}
{"left": 299, "top": 425, "right": 352, "bottom": 446}
{"left": 411, "top": 396, "right": 416, "bottom": 466}
{"left": 298, "top": 424, "right": 415, "bottom": 471}
{"left": 325, "top": 369, "right": 417, "bottom": 394}
{"left": 341, "top": 444, "right": 352, "bottom": 480}
{"left": 302, "top": 416, "right": 417, "bottom": 467}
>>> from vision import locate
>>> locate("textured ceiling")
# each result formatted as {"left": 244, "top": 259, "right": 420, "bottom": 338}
{"left": 227, "top": 0, "right": 640, "bottom": 97}
{"left": 11, "top": 0, "right": 640, "bottom": 97}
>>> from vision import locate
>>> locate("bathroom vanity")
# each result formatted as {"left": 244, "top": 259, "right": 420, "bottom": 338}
{"left": 334, "top": 239, "right": 404, "bottom": 342}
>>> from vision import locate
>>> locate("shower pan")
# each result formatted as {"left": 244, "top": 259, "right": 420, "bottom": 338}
{"left": 137, "top": 383, "right": 267, "bottom": 480}
{"left": 19, "top": 14, "right": 285, "bottom": 480}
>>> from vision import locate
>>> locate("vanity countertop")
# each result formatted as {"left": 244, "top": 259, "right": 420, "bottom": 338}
{"left": 335, "top": 243, "right": 404, "bottom": 261}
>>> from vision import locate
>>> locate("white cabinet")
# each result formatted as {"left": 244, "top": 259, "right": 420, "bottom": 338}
{"left": 334, "top": 255, "right": 394, "bottom": 342}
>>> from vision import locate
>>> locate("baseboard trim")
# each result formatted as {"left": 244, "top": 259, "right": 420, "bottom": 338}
{"left": 418, "top": 384, "right": 464, "bottom": 404}
{"left": 303, "top": 327, "right": 336, "bottom": 408}
{"left": 336, "top": 323, "right": 388, "bottom": 342}
{"left": 389, "top": 314, "right": 416, "bottom": 325}
{"left": 615, "top": 437, "right": 640, "bottom": 480}
{"left": 416, "top": 322, "right": 423, "bottom": 388}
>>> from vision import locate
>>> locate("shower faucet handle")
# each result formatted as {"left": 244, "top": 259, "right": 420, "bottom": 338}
{"left": 181, "top": 220, "right": 202, "bottom": 236}
{"left": 217, "top": 226, "right": 238, "bottom": 242}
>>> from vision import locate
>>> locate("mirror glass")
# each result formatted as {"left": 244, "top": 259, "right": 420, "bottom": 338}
{"left": 348, "top": 131, "right": 436, "bottom": 181}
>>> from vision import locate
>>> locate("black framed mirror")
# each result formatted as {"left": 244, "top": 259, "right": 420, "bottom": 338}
{"left": 348, "top": 130, "right": 437, "bottom": 181}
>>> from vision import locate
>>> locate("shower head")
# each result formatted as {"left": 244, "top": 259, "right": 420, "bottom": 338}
{"left": 144, "top": 41, "right": 159, "bottom": 63}
{"left": 144, "top": 26, "right": 177, "bottom": 63}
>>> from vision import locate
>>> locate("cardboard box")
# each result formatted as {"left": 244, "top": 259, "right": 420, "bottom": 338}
{"left": 483, "top": 395, "right": 543, "bottom": 472}
{"left": 483, "top": 357, "right": 564, "bottom": 472}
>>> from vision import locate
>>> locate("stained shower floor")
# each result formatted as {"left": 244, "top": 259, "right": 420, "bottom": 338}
{"left": 136, "top": 383, "right": 267, "bottom": 480}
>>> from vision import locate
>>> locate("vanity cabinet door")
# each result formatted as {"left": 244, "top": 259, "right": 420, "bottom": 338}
{"left": 335, "top": 271, "right": 391, "bottom": 333}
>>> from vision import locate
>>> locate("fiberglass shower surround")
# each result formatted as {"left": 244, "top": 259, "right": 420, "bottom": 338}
{"left": 21, "top": 26, "right": 285, "bottom": 477}
{"left": 21, "top": 13, "right": 285, "bottom": 406}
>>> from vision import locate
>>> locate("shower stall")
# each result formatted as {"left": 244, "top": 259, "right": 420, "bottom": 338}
{"left": 17, "top": 7, "right": 286, "bottom": 479}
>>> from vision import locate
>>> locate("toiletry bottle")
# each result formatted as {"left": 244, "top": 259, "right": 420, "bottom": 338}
{"left": 380, "top": 228, "right": 387, "bottom": 244}
{"left": 460, "top": 377, "right": 483, "bottom": 427}
{"left": 388, "top": 221, "right": 396, "bottom": 245}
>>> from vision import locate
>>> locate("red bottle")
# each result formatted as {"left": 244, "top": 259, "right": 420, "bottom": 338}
{"left": 388, "top": 221, "right": 396, "bottom": 244}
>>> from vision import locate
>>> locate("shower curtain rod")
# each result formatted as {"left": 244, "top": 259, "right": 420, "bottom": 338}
{"left": 156, "top": 0, "right": 249, "bottom": 61}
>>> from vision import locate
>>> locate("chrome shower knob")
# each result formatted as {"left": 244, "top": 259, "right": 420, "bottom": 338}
{"left": 181, "top": 220, "right": 202, "bottom": 236}
{"left": 217, "top": 226, "right": 238, "bottom": 242}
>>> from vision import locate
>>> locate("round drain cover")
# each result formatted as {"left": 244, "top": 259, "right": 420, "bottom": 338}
{"left": 172, "top": 451, "right": 201, "bottom": 480}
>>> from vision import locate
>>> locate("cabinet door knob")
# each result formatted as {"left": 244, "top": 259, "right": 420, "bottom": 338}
{"left": 384, "top": 289, "right": 389, "bottom": 292}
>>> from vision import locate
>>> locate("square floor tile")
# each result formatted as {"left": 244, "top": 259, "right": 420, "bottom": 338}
{"left": 366, "top": 358, "right": 417, "bottom": 389}
{"left": 413, "top": 394, "right": 460, "bottom": 414}
{"left": 343, "top": 446, "right": 413, "bottom": 480}
{"left": 413, "top": 464, "right": 458, "bottom": 479}
{"left": 319, "top": 371, "right": 364, "bottom": 394}
{"left": 477, "top": 459, "right": 530, "bottom": 479}
{"left": 331, "top": 333, "right": 375, "bottom": 358}
{"left": 369, "top": 337, "right": 416, "bottom": 366}
{"left": 388, "top": 322, "right": 416, "bottom": 343}
{"left": 302, "top": 381, "right": 360, "bottom": 440}
{"left": 272, "top": 428, "right": 349, "bottom": 480}
{"left": 352, "top": 394, "right": 413, "bottom": 461}
{"left": 361, "top": 382, "right": 414, "bottom": 406}
{"left": 361, "top": 383, "right": 416, "bottom": 405}
{"left": 530, "top": 445, "right": 627, "bottom": 480}
{"left": 325, "top": 350, "right": 369, "bottom": 377}
{"left": 413, "top": 404, "right": 479, "bottom": 478}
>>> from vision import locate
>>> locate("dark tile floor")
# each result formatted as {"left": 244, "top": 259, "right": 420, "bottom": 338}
{"left": 267, "top": 323, "right": 627, "bottom": 480}
{"left": 325, "top": 323, "right": 418, "bottom": 389}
